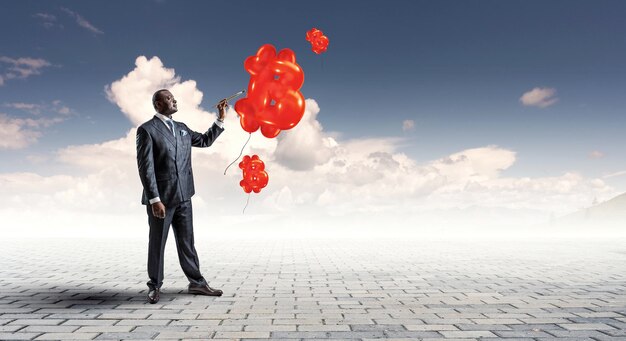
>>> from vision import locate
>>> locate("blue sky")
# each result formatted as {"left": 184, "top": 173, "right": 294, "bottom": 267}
{"left": 2, "top": 0, "right": 625, "bottom": 180}
{"left": 0, "top": 1, "right": 625, "bottom": 236}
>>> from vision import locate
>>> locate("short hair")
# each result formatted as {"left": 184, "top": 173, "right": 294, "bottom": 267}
{"left": 152, "top": 89, "right": 169, "bottom": 110}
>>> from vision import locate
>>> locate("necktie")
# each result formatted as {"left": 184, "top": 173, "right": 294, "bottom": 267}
{"left": 166, "top": 119, "right": 175, "bottom": 136}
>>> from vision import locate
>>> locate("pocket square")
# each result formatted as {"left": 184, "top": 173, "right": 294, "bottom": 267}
{"left": 180, "top": 130, "right": 188, "bottom": 136}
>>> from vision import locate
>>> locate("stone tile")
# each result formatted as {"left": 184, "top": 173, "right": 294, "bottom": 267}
{"left": 94, "top": 331, "right": 158, "bottom": 340}
{"left": 34, "top": 332, "right": 99, "bottom": 340}
{"left": 558, "top": 323, "right": 617, "bottom": 330}
{"left": 213, "top": 331, "right": 270, "bottom": 338}
{"left": 22, "top": 325, "right": 79, "bottom": 333}
{"left": 1, "top": 238, "right": 625, "bottom": 340}
{"left": 114, "top": 320, "right": 171, "bottom": 326}
{"left": 154, "top": 331, "right": 214, "bottom": 339}
{"left": 439, "top": 330, "right": 498, "bottom": 338}
{"left": 62, "top": 320, "right": 119, "bottom": 326}
{"left": 244, "top": 325, "right": 296, "bottom": 332}
{"left": 0, "top": 333, "right": 43, "bottom": 340}
{"left": 9, "top": 320, "right": 65, "bottom": 326}
{"left": 75, "top": 326, "right": 134, "bottom": 333}
{"left": 404, "top": 324, "right": 458, "bottom": 331}
{"left": 297, "top": 325, "right": 351, "bottom": 332}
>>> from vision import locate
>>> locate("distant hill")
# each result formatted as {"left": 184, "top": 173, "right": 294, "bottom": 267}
{"left": 558, "top": 192, "right": 626, "bottom": 226}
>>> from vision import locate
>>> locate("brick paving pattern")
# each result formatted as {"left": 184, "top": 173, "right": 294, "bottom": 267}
{"left": 0, "top": 238, "right": 624, "bottom": 340}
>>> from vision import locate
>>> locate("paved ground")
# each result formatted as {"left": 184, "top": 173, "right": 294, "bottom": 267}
{"left": 0, "top": 237, "right": 625, "bottom": 340}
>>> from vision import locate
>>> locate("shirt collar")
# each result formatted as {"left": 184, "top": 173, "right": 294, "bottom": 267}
{"left": 155, "top": 112, "right": 173, "bottom": 123}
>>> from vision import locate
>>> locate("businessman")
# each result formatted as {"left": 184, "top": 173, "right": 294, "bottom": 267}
{"left": 136, "top": 89, "right": 227, "bottom": 304}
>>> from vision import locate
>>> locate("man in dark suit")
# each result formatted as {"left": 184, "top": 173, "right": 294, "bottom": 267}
{"left": 136, "top": 89, "right": 227, "bottom": 304}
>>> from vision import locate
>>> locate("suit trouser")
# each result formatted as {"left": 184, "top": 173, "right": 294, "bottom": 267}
{"left": 146, "top": 199, "right": 207, "bottom": 290}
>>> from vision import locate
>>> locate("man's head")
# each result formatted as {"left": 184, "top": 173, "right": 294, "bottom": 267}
{"left": 152, "top": 89, "right": 178, "bottom": 116}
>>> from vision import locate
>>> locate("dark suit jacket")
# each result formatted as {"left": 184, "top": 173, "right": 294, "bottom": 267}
{"left": 136, "top": 116, "right": 224, "bottom": 207}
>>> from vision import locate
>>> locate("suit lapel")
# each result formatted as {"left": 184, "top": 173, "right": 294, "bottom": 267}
{"left": 151, "top": 116, "right": 176, "bottom": 147}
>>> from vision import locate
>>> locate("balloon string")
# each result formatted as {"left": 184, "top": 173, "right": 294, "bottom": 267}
{"left": 242, "top": 192, "right": 251, "bottom": 214}
{"left": 321, "top": 54, "right": 324, "bottom": 72}
{"left": 224, "top": 133, "right": 252, "bottom": 175}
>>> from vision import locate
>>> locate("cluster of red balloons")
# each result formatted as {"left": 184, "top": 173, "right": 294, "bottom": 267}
{"left": 234, "top": 29, "right": 329, "bottom": 195}
{"left": 238, "top": 155, "right": 269, "bottom": 194}
{"left": 234, "top": 44, "right": 305, "bottom": 139}
{"left": 306, "top": 28, "right": 329, "bottom": 54}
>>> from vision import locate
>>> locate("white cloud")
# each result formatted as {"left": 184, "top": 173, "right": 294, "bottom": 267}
{"left": 0, "top": 114, "right": 42, "bottom": 149}
{"left": 0, "top": 56, "right": 51, "bottom": 84}
{"left": 0, "top": 101, "right": 74, "bottom": 149}
{"left": 402, "top": 119, "right": 415, "bottom": 132}
{"left": 51, "top": 100, "right": 73, "bottom": 115}
{"left": 61, "top": 7, "right": 103, "bottom": 34}
{"left": 25, "top": 154, "right": 50, "bottom": 165}
{"left": 0, "top": 56, "right": 619, "bottom": 238}
{"left": 5, "top": 100, "right": 73, "bottom": 116}
{"left": 520, "top": 87, "right": 558, "bottom": 108}
{"left": 431, "top": 146, "right": 516, "bottom": 186}
{"left": 604, "top": 170, "right": 626, "bottom": 179}
{"left": 0, "top": 105, "right": 70, "bottom": 149}
{"left": 105, "top": 56, "right": 181, "bottom": 126}
{"left": 33, "top": 12, "right": 60, "bottom": 29}
{"left": 57, "top": 129, "right": 137, "bottom": 171}
{"left": 5, "top": 102, "right": 42, "bottom": 115}
{"left": 34, "top": 13, "right": 56, "bottom": 21}
{"left": 589, "top": 150, "right": 604, "bottom": 159}
{"left": 57, "top": 107, "right": 70, "bottom": 115}
{"left": 273, "top": 99, "right": 336, "bottom": 171}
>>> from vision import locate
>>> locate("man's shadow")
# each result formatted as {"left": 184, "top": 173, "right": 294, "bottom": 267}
{"left": 11, "top": 286, "right": 185, "bottom": 307}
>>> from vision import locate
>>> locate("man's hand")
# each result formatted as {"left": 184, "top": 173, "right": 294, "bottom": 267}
{"left": 151, "top": 202, "right": 166, "bottom": 219}
{"left": 217, "top": 99, "right": 229, "bottom": 121}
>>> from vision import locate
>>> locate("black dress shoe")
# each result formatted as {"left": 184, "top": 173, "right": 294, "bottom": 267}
{"left": 148, "top": 288, "right": 160, "bottom": 304}
{"left": 188, "top": 283, "right": 223, "bottom": 296}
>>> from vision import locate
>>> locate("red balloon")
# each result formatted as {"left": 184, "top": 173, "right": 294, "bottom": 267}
{"left": 238, "top": 155, "right": 269, "bottom": 193}
{"left": 234, "top": 44, "right": 305, "bottom": 138}
{"left": 306, "top": 28, "right": 329, "bottom": 54}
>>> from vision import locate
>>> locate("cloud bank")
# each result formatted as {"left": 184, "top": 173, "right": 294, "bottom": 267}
{"left": 0, "top": 56, "right": 618, "bottom": 237}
